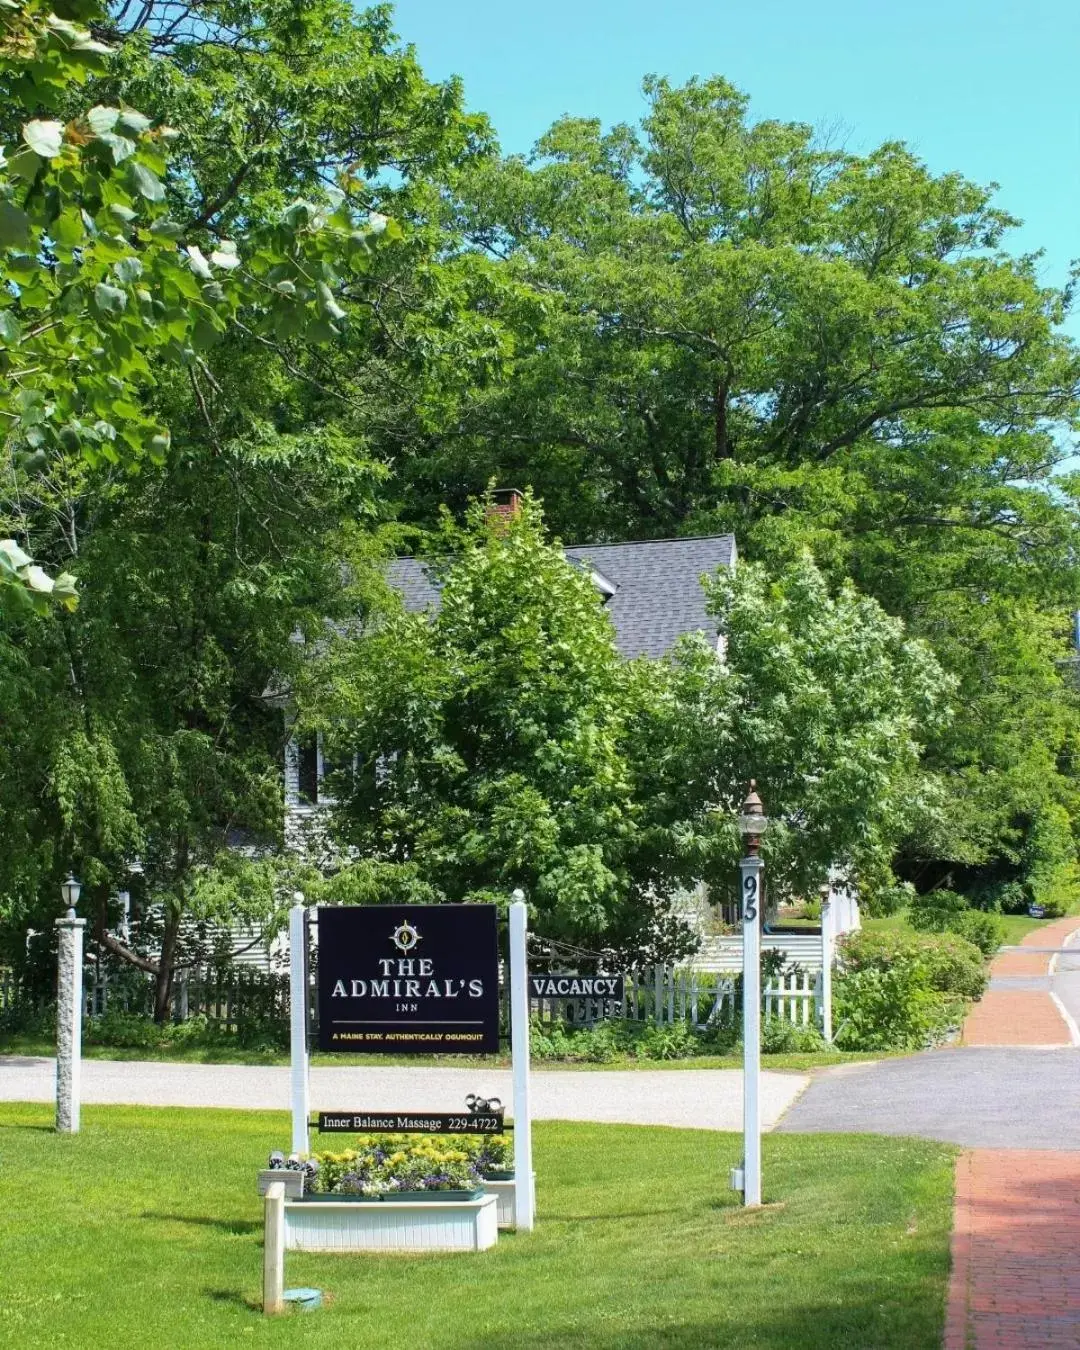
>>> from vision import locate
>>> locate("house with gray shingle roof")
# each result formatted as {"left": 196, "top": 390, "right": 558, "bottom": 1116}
{"left": 384, "top": 533, "right": 736, "bottom": 660}
{"left": 285, "top": 529, "right": 737, "bottom": 819}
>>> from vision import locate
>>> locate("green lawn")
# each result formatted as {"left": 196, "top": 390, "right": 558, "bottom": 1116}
{"left": 862, "top": 906, "right": 1078, "bottom": 946}
{"left": 0, "top": 1032, "right": 886, "bottom": 1073}
{"left": 0, "top": 1103, "right": 955, "bottom": 1349}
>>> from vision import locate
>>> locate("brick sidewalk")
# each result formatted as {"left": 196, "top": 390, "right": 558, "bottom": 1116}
{"left": 945, "top": 1150, "right": 1080, "bottom": 1349}
{"left": 946, "top": 919, "right": 1080, "bottom": 1347}
{"left": 962, "top": 991, "right": 1072, "bottom": 1046}
{"left": 961, "top": 918, "right": 1079, "bottom": 1047}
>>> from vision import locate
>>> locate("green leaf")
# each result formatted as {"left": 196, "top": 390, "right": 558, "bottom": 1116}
{"left": 23, "top": 120, "right": 63, "bottom": 159}
{"left": 186, "top": 245, "right": 213, "bottom": 279}
{"left": 0, "top": 310, "right": 21, "bottom": 344}
{"left": 209, "top": 242, "right": 241, "bottom": 270}
{"left": 108, "top": 203, "right": 137, "bottom": 224}
{"left": 317, "top": 282, "right": 347, "bottom": 322}
{"left": 99, "top": 132, "right": 137, "bottom": 165}
{"left": 7, "top": 149, "right": 42, "bottom": 181}
{"left": 0, "top": 540, "right": 32, "bottom": 571}
{"left": 93, "top": 283, "right": 127, "bottom": 314}
{"left": 192, "top": 317, "right": 222, "bottom": 350}
{"left": 52, "top": 208, "right": 84, "bottom": 249}
{"left": 117, "top": 109, "right": 153, "bottom": 135}
{"left": 87, "top": 106, "right": 120, "bottom": 136}
{"left": 130, "top": 162, "right": 165, "bottom": 203}
{"left": 0, "top": 200, "right": 31, "bottom": 247}
{"left": 148, "top": 217, "right": 184, "bottom": 240}
{"left": 113, "top": 256, "right": 143, "bottom": 284}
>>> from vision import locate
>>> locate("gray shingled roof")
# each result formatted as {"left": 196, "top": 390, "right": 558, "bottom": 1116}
{"left": 385, "top": 534, "right": 736, "bottom": 660}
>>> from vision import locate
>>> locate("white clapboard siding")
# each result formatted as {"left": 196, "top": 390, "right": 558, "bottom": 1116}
{"left": 693, "top": 932, "right": 825, "bottom": 973}
{"left": 283, "top": 1196, "right": 498, "bottom": 1252}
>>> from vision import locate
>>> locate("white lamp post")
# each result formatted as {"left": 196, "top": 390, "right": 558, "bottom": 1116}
{"left": 736, "top": 782, "right": 767, "bottom": 1207}
{"left": 60, "top": 874, "right": 81, "bottom": 920}
{"left": 56, "top": 873, "right": 86, "bottom": 1133}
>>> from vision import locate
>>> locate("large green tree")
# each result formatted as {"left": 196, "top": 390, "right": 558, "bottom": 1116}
{"left": 301, "top": 501, "right": 948, "bottom": 954}
{"left": 0, "top": 0, "right": 486, "bottom": 1012}
{"left": 389, "top": 75, "right": 1080, "bottom": 902}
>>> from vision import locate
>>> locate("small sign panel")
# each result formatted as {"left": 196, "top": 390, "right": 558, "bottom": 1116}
{"left": 528, "top": 973, "right": 624, "bottom": 1001}
{"left": 316, "top": 1112, "right": 505, "bottom": 1134}
{"left": 316, "top": 904, "right": 500, "bottom": 1054}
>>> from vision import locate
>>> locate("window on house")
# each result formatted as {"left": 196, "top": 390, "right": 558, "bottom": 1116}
{"left": 319, "top": 744, "right": 355, "bottom": 802}
{"left": 297, "top": 736, "right": 319, "bottom": 805}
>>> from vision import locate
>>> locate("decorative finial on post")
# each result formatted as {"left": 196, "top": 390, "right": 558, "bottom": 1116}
{"left": 738, "top": 781, "right": 767, "bottom": 858}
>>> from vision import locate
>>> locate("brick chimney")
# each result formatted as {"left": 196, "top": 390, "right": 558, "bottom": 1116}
{"left": 486, "top": 488, "right": 523, "bottom": 531}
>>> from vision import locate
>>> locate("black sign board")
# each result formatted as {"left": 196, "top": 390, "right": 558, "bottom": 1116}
{"left": 316, "top": 904, "right": 500, "bottom": 1054}
{"left": 316, "top": 1111, "right": 505, "bottom": 1134}
{"left": 528, "top": 972, "right": 624, "bottom": 1001}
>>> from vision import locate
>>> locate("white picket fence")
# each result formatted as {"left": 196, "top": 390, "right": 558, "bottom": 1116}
{"left": 533, "top": 963, "right": 821, "bottom": 1030}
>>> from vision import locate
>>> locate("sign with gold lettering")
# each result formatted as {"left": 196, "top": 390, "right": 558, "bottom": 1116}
{"left": 316, "top": 905, "right": 500, "bottom": 1054}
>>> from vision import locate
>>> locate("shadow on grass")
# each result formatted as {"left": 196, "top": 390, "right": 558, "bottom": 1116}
{"left": 0, "top": 1122, "right": 55, "bottom": 1132}
{"left": 206, "top": 1288, "right": 261, "bottom": 1312}
{"left": 462, "top": 1298, "right": 938, "bottom": 1350}
{"left": 543, "top": 1209, "right": 676, "bottom": 1223}
{"left": 142, "top": 1211, "right": 261, "bottom": 1236}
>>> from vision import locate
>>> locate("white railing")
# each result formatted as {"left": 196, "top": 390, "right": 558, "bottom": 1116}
{"left": 531, "top": 963, "right": 821, "bottom": 1030}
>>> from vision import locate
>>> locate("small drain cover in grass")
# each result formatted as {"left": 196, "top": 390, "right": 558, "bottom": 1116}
{"left": 283, "top": 1288, "right": 322, "bottom": 1312}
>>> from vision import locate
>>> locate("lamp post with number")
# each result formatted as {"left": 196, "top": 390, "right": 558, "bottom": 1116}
{"left": 737, "top": 782, "right": 767, "bottom": 1207}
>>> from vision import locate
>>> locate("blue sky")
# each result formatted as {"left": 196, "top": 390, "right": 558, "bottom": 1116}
{"left": 394, "top": 0, "right": 1078, "bottom": 334}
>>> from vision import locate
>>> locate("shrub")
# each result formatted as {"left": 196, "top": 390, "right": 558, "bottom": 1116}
{"left": 839, "top": 929, "right": 987, "bottom": 999}
{"left": 833, "top": 927, "right": 983, "bottom": 1050}
{"left": 834, "top": 966, "right": 961, "bottom": 1051}
{"left": 949, "top": 909, "right": 1005, "bottom": 958}
{"left": 1024, "top": 803, "right": 1079, "bottom": 914}
{"left": 971, "top": 879, "right": 1029, "bottom": 914}
{"left": 632, "top": 1020, "right": 702, "bottom": 1060}
{"left": 860, "top": 881, "right": 917, "bottom": 917}
{"left": 82, "top": 1009, "right": 289, "bottom": 1053}
{"left": 908, "top": 890, "right": 1004, "bottom": 956}
{"left": 759, "top": 1018, "right": 827, "bottom": 1054}
{"left": 908, "top": 889, "right": 967, "bottom": 931}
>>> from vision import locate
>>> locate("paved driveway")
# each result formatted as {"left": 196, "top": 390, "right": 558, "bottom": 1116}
{"left": 777, "top": 1046, "right": 1080, "bottom": 1148}
{"left": 0, "top": 1056, "right": 809, "bottom": 1132}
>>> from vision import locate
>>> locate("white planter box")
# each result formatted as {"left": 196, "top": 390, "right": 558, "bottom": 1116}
{"left": 483, "top": 1174, "right": 536, "bottom": 1230}
{"left": 283, "top": 1194, "right": 498, "bottom": 1253}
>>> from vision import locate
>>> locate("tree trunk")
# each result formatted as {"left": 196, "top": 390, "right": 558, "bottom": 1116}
{"left": 153, "top": 908, "right": 181, "bottom": 1023}
{"left": 714, "top": 376, "right": 729, "bottom": 461}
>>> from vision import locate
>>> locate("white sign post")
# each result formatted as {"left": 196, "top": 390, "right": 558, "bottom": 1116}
{"left": 820, "top": 884, "right": 833, "bottom": 1045}
{"left": 740, "top": 853, "right": 763, "bottom": 1208}
{"left": 509, "top": 890, "right": 535, "bottom": 1232}
{"left": 289, "top": 895, "right": 310, "bottom": 1155}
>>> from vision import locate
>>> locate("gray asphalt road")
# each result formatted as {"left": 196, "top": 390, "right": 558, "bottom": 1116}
{"left": 776, "top": 1046, "right": 1080, "bottom": 1148}
{"left": 0, "top": 1056, "right": 809, "bottom": 1132}
{"left": 1052, "top": 947, "right": 1080, "bottom": 1031}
